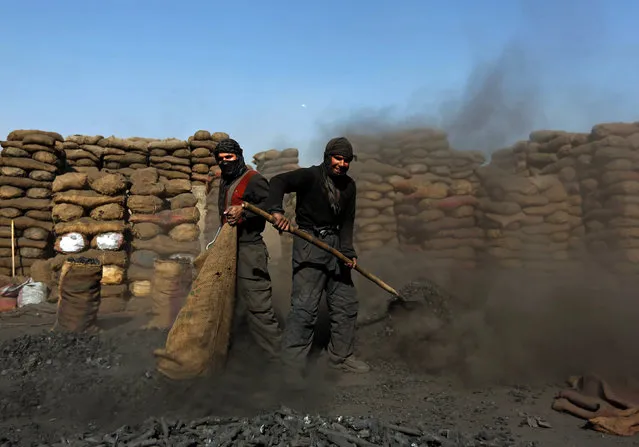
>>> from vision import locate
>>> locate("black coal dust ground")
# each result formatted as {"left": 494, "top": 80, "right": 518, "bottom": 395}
{"left": 0, "top": 275, "right": 636, "bottom": 447}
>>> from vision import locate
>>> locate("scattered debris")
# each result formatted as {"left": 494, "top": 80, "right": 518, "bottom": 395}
{"left": 521, "top": 415, "right": 552, "bottom": 429}
{"left": 37, "top": 406, "right": 523, "bottom": 447}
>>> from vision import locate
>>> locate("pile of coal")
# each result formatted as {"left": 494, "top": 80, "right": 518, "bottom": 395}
{"left": 34, "top": 406, "right": 521, "bottom": 447}
{"left": 0, "top": 332, "right": 119, "bottom": 378}
{"left": 394, "top": 279, "right": 454, "bottom": 322}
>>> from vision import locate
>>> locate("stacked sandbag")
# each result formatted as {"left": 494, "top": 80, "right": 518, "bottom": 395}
{"left": 524, "top": 130, "right": 590, "bottom": 261}
{"left": 128, "top": 169, "right": 200, "bottom": 300}
{"left": 0, "top": 130, "right": 66, "bottom": 277}
{"left": 148, "top": 138, "right": 191, "bottom": 181}
{"left": 347, "top": 159, "right": 408, "bottom": 253}
{"left": 63, "top": 135, "right": 105, "bottom": 173}
{"left": 50, "top": 171, "right": 129, "bottom": 312}
{"left": 157, "top": 177, "right": 201, "bottom": 261}
{"left": 475, "top": 165, "right": 576, "bottom": 273}
{"left": 97, "top": 136, "right": 150, "bottom": 178}
{"left": 399, "top": 146, "right": 485, "bottom": 193}
{"left": 252, "top": 148, "right": 300, "bottom": 179}
{"left": 347, "top": 127, "right": 484, "bottom": 175}
{"left": 393, "top": 174, "right": 482, "bottom": 268}
{"left": 126, "top": 167, "right": 166, "bottom": 300}
{"left": 250, "top": 148, "right": 301, "bottom": 259}
{"left": 346, "top": 128, "right": 446, "bottom": 166}
{"left": 576, "top": 122, "right": 639, "bottom": 274}
{"left": 188, "top": 130, "right": 227, "bottom": 186}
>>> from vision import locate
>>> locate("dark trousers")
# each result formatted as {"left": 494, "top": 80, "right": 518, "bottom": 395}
{"left": 280, "top": 233, "right": 358, "bottom": 371}
{"left": 235, "top": 240, "right": 282, "bottom": 359}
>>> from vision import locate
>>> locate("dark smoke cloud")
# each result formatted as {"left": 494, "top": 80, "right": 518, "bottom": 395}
{"left": 313, "top": 0, "right": 634, "bottom": 159}
{"left": 438, "top": 39, "right": 542, "bottom": 154}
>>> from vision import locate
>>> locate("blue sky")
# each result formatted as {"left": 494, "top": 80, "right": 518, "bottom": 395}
{"left": 1, "top": 0, "right": 638, "bottom": 166}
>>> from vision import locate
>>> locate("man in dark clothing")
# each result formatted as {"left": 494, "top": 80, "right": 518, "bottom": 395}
{"left": 213, "top": 138, "right": 282, "bottom": 360}
{"left": 265, "top": 136, "right": 370, "bottom": 379}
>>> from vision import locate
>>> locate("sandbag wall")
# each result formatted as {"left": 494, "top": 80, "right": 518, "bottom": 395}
{"left": 157, "top": 178, "right": 201, "bottom": 262}
{"left": 347, "top": 129, "right": 485, "bottom": 266}
{"left": 62, "top": 135, "right": 104, "bottom": 173}
{"left": 513, "top": 131, "right": 589, "bottom": 261}
{"left": 252, "top": 148, "right": 301, "bottom": 222}
{"left": 0, "top": 130, "right": 65, "bottom": 277}
{"left": 50, "top": 171, "right": 129, "bottom": 312}
{"left": 475, "top": 166, "right": 577, "bottom": 272}
{"left": 574, "top": 122, "right": 639, "bottom": 275}
{"left": 148, "top": 139, "right": 191, "bottom": 181}
{"left": 99, "top": 137, "right": 150, "bottom": 177}
{"left": 253, "top": 148, "right": 300, "bottom": 178}
{"left": 128, "top": 168, "right": 201, "bottom": 300}
{"left": 188, "top": 130, "right": 225, "bottom": 186}
{"left": 348, "top": 158, "right": 405, "bottom": 253}
{"left": 6, "top": 121, "right": 639, "bottom": 284}
{"left": 394, "top": 176, "right": 484, "bottom": 268}
{"left": 126, "top": 167, "right": 164, "bottom": 299}
{"left": 252, "top": 148, "right": 301, "bottom": 260}
{"left": 188, "top": 130, "right": 226, "bottom": 247}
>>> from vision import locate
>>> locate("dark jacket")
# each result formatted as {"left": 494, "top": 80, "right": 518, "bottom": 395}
{"left": 218, "top": 172, "right": 269, "bottom": 244}
{"left": 265, "top": 165, "right": 357, "bottom": 259}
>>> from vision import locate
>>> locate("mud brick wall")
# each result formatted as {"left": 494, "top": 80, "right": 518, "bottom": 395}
{"left": 0, "top": 130, "right": 65, "bottom": 277}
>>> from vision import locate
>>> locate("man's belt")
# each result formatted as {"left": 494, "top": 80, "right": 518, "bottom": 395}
{"left": 300, "top": 226, "right": 340, "bottom": 238}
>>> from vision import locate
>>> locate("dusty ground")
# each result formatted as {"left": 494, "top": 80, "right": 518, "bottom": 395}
{"left": 0, "top": 260, "right": 637, "bottom": 446}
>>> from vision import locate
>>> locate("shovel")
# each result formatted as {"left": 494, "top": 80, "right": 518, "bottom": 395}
{"left": 242, "top": 202, "right": 407, "bottom": 303}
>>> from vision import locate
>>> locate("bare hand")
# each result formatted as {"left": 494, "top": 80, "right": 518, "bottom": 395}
{"left": 346, "top": 258, "right": 357, "bottom": 269}
{"left": 224, "top": 205, "right": 244, "bottom": 226}
{"left": 272, "top": 212, "right": 291, "bottom": 232}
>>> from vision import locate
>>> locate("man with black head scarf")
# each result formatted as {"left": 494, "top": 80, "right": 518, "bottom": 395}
{"left": 212, "top": 138, "right": 282, "bottom": 360}
{"left": 265, "top": 136, "right": 370, "bottom": 383}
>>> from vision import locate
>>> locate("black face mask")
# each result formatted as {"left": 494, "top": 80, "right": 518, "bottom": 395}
{"left": 218, "top": 156, "right": 246, "bottom": 181}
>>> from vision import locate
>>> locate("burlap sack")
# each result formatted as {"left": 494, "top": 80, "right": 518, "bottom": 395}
{"left": 145, "top": 258, "right": 193, "bottom": 329}
{"left": 52, "top": 257, "right": 102, "bottom": 333}
{"left": 154, "top": 223, "right": 237, "bottom": 380}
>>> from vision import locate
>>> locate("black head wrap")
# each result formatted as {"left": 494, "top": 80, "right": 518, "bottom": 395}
{"left": 324, "top": 137, "right": 354, "bottom": 162}
{"left": 214, "top": 138, "right": 247, "bottom": 181}
{"left": 321, "top": 137, "right": 354, "bottom": 217}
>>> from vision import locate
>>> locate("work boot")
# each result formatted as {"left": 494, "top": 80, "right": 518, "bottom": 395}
{"left": 329, "top": 355, "right": 371, "bottom": 374}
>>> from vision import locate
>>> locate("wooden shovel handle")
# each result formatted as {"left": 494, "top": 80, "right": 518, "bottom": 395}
{"left": 242, "top": 202, "right": 401, "bottom": 298}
